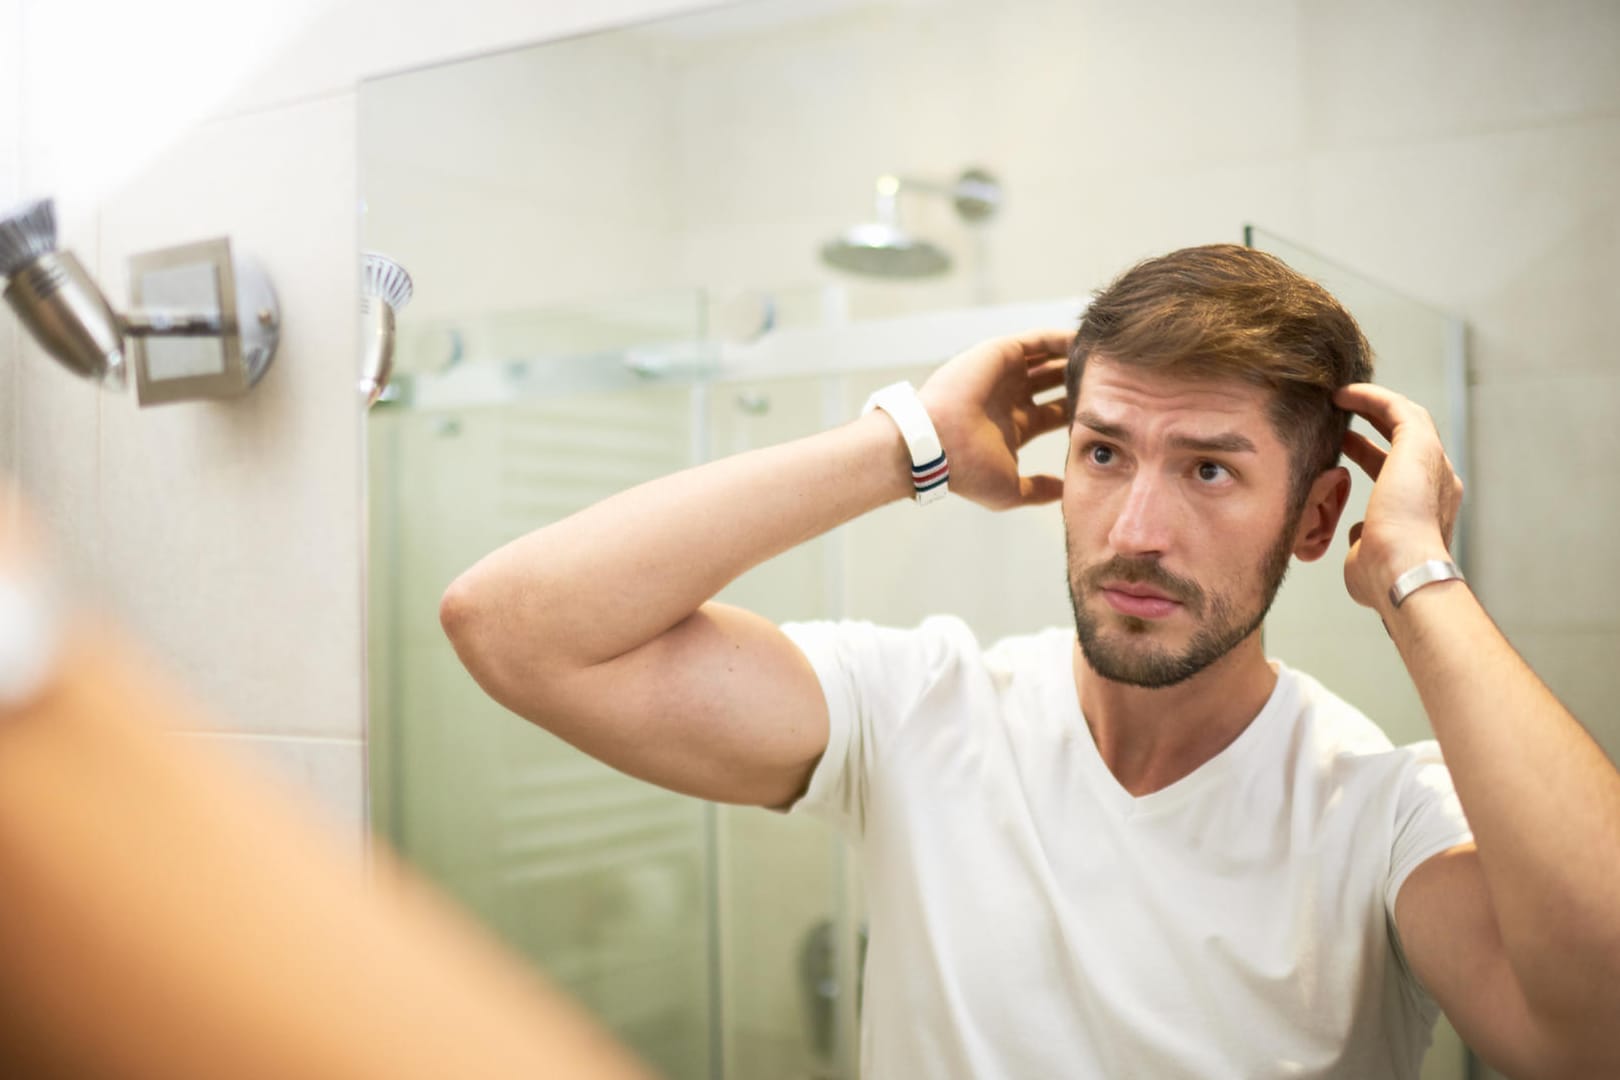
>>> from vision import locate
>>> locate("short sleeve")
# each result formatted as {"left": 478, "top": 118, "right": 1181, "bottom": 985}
{"left": 1384, "top": 739, "right": 1474, "bottom": 921}
{"left": 777, "top": 615, "right": 976, "bottom": 839}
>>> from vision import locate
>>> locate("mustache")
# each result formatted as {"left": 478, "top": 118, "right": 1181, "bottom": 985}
{"left": 1081, "top": 557, "right": 1205, "bottom": 615}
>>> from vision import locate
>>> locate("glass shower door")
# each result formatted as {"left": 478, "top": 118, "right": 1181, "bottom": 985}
{"left": 369, "top": 385, "right": 719, "bottom": 1079}
{"left": 706, "top": 373, "right": 856, "bottom": 1080}
{"left": 1247, "top": 225, "right": 1470, "bottom": 748}
{"left": 369, "top": 297, "right": 857, "bottom": 1080}
{"left": 1247, "top": 225, "right": 1473, "bottom": 1080}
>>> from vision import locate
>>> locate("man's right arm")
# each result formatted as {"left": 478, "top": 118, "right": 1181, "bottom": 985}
{"left": 439, "top": 330, "right": 1073, "bottom": 808}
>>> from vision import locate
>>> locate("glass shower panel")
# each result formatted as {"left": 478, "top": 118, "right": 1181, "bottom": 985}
{"left": 1247, "top": 225, "right": 1469, "bottom": 748}
{"left": 369, "top": 385, "right": 715, "bottom": 1080}
{"left": 706, "top": 373, "right": 850, "bottom": 1080}
{"left": 1246, "top": 228, "right": 1471, "bottom": 1080}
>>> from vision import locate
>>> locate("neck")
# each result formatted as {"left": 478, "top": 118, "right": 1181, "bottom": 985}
{"left": 1073, "top": 630, "right": 1279, "bottom": 797}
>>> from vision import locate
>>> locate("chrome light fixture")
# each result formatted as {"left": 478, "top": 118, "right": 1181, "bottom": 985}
{"left": 0, "top": 197, "right": 281, "bottom": 406}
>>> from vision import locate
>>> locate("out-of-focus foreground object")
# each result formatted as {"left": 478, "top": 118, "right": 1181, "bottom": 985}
{"left": 0, "top": 486, "right": 656, "bottom": 1080}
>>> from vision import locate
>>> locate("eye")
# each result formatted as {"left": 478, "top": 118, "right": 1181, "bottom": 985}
{"left": 1087, "top": 444, "right": 1116, "bottom": 466}
{"left": 1195, "top": 460, "right": 1231, "bottom": 484}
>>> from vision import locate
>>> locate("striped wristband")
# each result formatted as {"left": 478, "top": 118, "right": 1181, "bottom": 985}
{"left": 863, "top": 381, "right": 950, "bottom": 505}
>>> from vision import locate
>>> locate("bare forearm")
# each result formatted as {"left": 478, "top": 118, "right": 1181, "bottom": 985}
{"left": 1383, "top": 582, "right": 1620, "bottom": 1026}
{"left": 443, "top": 411, "right": 911, "bottom": 677}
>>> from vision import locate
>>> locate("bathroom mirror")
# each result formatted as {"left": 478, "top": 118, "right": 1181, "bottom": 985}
{"left": 361, "top": 2, "right": 1470, "bottom": 1077}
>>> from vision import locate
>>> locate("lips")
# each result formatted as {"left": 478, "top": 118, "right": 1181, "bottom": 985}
{"left": 1097, "top": 579, "right": 1183, "bottom": 620}
{"left": 1103, "top": 582, "right": 1176, "bottom": 602}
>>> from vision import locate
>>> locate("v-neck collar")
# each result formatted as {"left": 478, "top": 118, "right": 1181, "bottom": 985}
{"left": 1051, "top": 634, "right": 1296, "bottom": 822}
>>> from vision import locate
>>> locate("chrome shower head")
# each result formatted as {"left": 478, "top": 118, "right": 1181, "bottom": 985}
{"left": 821, "top": 221, "right": 951, "bottom": 278}
{"left": 361, "top": 250, "right": 414, "bottom": 316}
{"left": 359, "top": 251, "right": 414, "bottom": 407}
{"left": 820, "top": 169, "right": 1001, "bottom": 282}
{"left": 0, "top": 198, "right": 127, "bottom": 387}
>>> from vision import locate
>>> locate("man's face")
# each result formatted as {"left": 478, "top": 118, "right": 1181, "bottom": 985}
{"left": 1062, "top": 357, "right": 1302, "bottom": 689}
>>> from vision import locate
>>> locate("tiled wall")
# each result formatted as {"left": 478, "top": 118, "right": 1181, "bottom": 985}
{"left": 3, "top": 0, "right": 715, "bottom": 835}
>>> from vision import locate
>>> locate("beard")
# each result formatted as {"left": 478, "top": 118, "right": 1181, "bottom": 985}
{"left": 1066, "top": 520, "right": 1296, "bottom": 690}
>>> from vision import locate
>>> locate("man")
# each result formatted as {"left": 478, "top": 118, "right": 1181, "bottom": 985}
{"left": 441, "top": 245, "right": 1620, "bottom": 1078}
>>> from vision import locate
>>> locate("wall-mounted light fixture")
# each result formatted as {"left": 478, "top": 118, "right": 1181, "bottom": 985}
{"left": 0, "top": 198, "right": 281, "bottom": 406}
{"left": 359, "top": 251, "right": 413, "bottom": 407}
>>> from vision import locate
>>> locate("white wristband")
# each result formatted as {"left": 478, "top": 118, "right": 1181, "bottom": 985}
{"left": 863, "top": 381, "right": 949, "bottom": 505}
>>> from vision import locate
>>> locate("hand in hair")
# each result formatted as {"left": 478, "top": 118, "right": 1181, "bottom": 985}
{"left": 916, "top": 329, "right": 1075, "bottom": 511}
{"left": 1333, "top": 382, "right": 1464, "bottom": 615}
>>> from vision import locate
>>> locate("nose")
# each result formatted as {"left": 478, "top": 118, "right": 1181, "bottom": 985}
{"left": 1106, "top": 471, "right": 1175, "bottom": 557}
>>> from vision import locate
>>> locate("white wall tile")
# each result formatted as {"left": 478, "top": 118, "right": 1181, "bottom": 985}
{"left": 9, "top": 24, "right": 106, "bottom": 583}
{"left": 1462, "top": 178, "right": 1620, "bottom": 381}
{"left": 0, "top": 0, "right": 18, "bottom": 201}
{"left": 1067, "top": 0, "right": 1306, "bottom": 168}
{"left": 1469, "top": 373, "right": 1620, "bottom": 631}
{"left": 93, "top": 92, "right": 363, "bottom": 738}
{"left": 1301, "top": 119, "right": 1620, "bottom": 327}
{"left": 11, "top": 343, "right": 102, "bottom": 581}
{"left": 1301, "top": 0, "right": 1620, "bottom": 146}
{"left": 219, "top": 0, "right": 716, "bottom": 119}
{"left": 359, "top": 33, "right": 685, "bottom": 330}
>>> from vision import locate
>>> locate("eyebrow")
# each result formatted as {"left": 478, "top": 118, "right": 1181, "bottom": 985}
{"left": 1074, "top": 410, "right": 1258, "bottom": 455}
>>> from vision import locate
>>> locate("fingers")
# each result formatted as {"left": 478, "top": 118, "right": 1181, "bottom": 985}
{"left": 1340, "top": 429, "right": 1386, "bottom": 480}
{"left": 1017, "top": 328, "right": 1077, "bottom": 364}
{"left": 1333, "top": 382, "right": 1435, "bottom": 444}
{"left": 1029, "top": 359, "right": 1067, "bottom": 393}
{"left": 1024, "top": 399, "right": 1071, "bottom": 439}
{"left": 1019, "top": 474, "right": 1064, "bottom": 505}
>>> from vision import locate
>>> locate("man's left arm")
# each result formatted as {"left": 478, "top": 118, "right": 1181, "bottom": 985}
{"left": 1336, "top": 383, "right": 1620, "bottom": 1078}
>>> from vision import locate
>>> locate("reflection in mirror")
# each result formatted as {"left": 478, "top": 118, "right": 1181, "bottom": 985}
{"left": 362, "top": 2, "right": 1476, "bottom": 1078}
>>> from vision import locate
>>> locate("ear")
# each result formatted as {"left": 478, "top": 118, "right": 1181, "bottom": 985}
{"left": 1291, "top": 466, "right": 1351, "bottom": 563}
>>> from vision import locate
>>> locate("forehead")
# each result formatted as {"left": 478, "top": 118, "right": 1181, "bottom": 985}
{"left": 1073, "top": 358, "right": 1283, "bottom": 450}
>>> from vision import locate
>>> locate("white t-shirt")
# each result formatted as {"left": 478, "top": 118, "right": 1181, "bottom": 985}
{"left": 781, "top": 615, "right": 1474, "bottom": 1080}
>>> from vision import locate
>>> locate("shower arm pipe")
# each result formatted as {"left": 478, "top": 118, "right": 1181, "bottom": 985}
{"left": 873, "top": 173, "right": 1003, "bottom": 215}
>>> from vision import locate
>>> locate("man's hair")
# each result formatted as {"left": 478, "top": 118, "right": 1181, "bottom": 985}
{"left": 1067, "top": 243, "right": 1374, "bottom": 515}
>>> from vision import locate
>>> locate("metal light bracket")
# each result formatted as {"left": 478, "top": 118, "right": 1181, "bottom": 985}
{"left": 127, "top": 238, "right": 280, "bottom": 407}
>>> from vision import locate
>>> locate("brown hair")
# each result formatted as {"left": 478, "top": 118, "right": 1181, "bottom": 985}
{"left": 1068, "top": 243, "right": 1373, "bottom": 514}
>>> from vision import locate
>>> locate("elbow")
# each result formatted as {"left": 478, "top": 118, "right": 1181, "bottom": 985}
{"left": 439, "top": 574, "right": 480, "bottom": 651}
{"left": 439, "top": 573, "right": 505, "bottom": 684}
{"left": 438, "top": 573, "right": 564, "bottom": 713}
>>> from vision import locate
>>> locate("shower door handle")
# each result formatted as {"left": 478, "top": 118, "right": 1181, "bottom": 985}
{"left": 798, "top": 918, "right": 869, "bottom": 1064}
